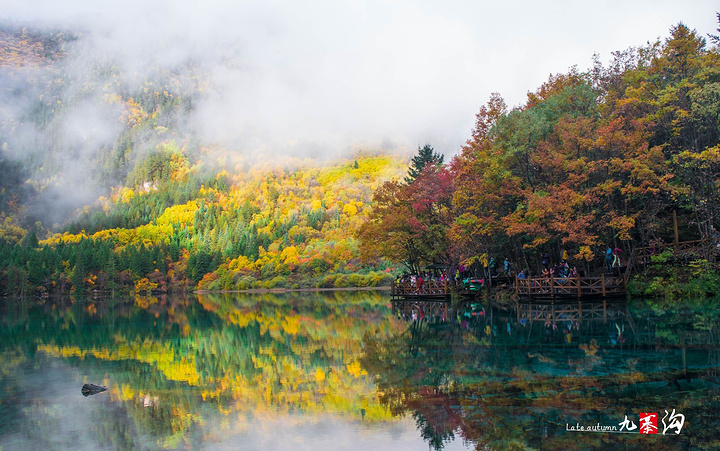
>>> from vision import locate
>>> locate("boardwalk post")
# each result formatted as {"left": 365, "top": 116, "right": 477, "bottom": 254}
{"left": 576, "top": 274, "right": 581, "bottom": 298}
{"left": 551, "top": 277, "right": 555, "bottom": 297}
{"left": 601, "top": 274, "right": 606, "bottom": 297}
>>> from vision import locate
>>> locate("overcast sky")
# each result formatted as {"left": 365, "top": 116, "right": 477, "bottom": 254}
{"left": 1, "top": 0, "right": 717, "bottom": 157}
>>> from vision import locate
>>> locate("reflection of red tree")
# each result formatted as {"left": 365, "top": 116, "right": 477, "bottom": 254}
{"left": 406, "top": 388, "right": 468, "bottom": 448}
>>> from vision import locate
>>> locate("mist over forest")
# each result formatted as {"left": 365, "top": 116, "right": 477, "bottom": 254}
{"left": 1, "top": 6, "right": 719, "bottom": 298}
{"left": 1, "top": 2, "right": 714, "bottom": 229}
{"left": 2, "top": 8, "right": 720, "bottom": 451}
{"left": 0, "top": 2, "right": 484, "bottom": 227}
{"left": 0, "top": 21, "right": 392, "bottom": 228}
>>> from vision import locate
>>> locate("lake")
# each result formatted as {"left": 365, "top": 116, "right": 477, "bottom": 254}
{"left": 0, "top": 291, "right": 718, "bottom": 450}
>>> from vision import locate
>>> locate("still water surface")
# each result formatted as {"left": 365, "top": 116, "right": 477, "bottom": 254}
{"left": 0, "top": 291, "right": 718, "bottom": 450}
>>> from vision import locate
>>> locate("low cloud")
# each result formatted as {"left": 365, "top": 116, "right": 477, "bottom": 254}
{"left": 0, "top": 0, "right": 716, "bottom": 224}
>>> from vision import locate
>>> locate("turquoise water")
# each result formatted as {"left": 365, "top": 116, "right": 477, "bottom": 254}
{"left": 0, "top": 292, "right": 717, "bottom": 450}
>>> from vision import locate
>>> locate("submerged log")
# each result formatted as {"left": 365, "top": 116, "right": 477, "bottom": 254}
{"left": 81, "top": 383, "right": 107, "bottom": 397}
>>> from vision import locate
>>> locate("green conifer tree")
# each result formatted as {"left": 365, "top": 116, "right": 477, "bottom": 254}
{"left": 405, "top": 144, "right": 444, "bottom": 183}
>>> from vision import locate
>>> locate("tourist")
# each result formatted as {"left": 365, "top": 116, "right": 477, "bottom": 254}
{"left": 558, "top": 261, "right": 568, "bottom": 278}
{"left": 569, "top": 267, "right": 578, "bottom": 278}
{"left": 541, "top": 252, "right": 550, "bottom": 269}
{"left": 612, "top": 247, "right": 622, "bottom": 269}
{"left": 605, "top": 246, "right": 613, "bottom": 273}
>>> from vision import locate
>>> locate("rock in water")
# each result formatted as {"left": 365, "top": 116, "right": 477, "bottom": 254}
{"left": 81, "top": 383, "right": 107, "bottom": 397}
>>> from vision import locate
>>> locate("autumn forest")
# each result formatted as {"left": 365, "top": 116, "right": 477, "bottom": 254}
{"left": 2, "top": 18, "right": 720, "bottom": 300}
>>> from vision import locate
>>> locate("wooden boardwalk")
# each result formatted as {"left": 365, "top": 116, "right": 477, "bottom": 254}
{"left": 515, "top": 274, "right": 626, "bottom": 300}
{"left": 389, "top": 239, "right": 716, "bottom": 302}
{"left": 634, "top": 239, "right": 716, "bottom": 265}
{"left": 390, "top": 275, "right": 627, "bottom": 300}
{"left": 390, "top": 280, "right": 451, "bottom": 300}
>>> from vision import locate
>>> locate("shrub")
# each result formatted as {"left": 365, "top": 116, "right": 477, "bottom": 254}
{"left": 235, "top": 275, "right": 257, "bottom": 290}
{"left": 266, "top": 275, "right": 288, "bottom": 289}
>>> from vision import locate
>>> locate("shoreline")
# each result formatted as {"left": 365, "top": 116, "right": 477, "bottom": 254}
{"left": 194, "top": 285, "right": 392, "bottom": 295}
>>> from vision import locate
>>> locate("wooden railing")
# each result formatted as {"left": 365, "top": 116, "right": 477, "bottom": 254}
{"left": 391, "top": 274, "right": 627, "bottom": 299}
{"left": 391, "top": 280, "right": 450, "bottom": 298}
{"left": 634, "top": 239, "right": 711, "bottom": 264}
{"left": 515, "top": 274, "right": 625, "bottom": 299}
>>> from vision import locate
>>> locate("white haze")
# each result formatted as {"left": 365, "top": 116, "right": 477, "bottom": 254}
{"left": 0, "top": 0, "right": 716, "bottom": 225}
{"left": 3, "top": 0, "right": 717, "bottom": 157}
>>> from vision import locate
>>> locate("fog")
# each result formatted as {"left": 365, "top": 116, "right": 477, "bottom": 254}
{"left": 4, "top": 1, "right": 716, "bottom": 154}
{"left": 0, "top": 0, "right": 717, "bottom": 224}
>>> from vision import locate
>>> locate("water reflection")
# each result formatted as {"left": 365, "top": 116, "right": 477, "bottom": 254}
{"left": 1, "top": 293, "right": 719, "bottom": 449}
{"left": 0, "top": 292, "right": 424, "bottom": 450}
{"left": 367, "top": 299, "right": 720, "bottom": 449}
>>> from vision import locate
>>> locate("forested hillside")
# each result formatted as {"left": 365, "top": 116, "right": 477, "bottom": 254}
{"left": 3, "top": 18, "right": 720, "bottom": 298}
{"left": 451, "top": 22, "right": 720, "bottom": 270}
{"left": 360, "top": 20, "right": 720, "bottom": 298}
{"left": 0, "top": 25, "right": 407, "bottom": 296}
{"left": 0, "top": 151, "right": 405, "bottom": 295}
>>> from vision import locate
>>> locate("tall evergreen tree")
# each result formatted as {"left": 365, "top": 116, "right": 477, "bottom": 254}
{"left": 71, "top": 260, "right": 86, "bottom": 296}
{"left": 405, "top": 145, "right": 444, "bottom": 184}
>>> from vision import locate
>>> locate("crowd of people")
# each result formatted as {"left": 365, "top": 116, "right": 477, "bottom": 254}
{"left": 539, "top": 257, "right": 579, "bottom": 280}
{"left": 396, "top": 246, "right": 629, "bottom": 293}
{"left": 395, "top": 272, "right": 449, "bottom": 294}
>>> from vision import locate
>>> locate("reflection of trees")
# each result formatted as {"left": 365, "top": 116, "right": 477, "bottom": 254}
{"left": 362, "top": 322, "right": 533, "bottom": 449}
{"left": 90, "top": 403, "right": 139, "bottom": 450}
{"left": 0, "top": 291, "right": 404, "bottom": 448}
{"left": 362, "top": 307, "right": 720, "bottom": 450}
{"left": 4, "top": 295, "right": 720, "bottom": 449}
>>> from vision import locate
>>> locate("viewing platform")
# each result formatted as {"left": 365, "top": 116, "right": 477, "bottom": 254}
{"left": 390, "top": 274, "right": 628, "bottom": 301}
{"left": 390, "top": 280, "right": 451, "bottom": 300}
{"left": 389, "top": 239, "right": 718, "bottom": 302}
{"left": 515, "top": 274, "right": 626, "bottom": 300}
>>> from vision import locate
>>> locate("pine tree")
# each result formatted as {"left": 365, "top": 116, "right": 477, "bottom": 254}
{"left": 405, "top": 144, "right": 444, "bottom": 183}
{"left": 71, "top": 260, "right": 86, "bottom": 296}
{"left": 105, "top": 253, "right": 118, "bottom": 296}
{"left": 22, "top": 230, "right": 38, "bottom": 249}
